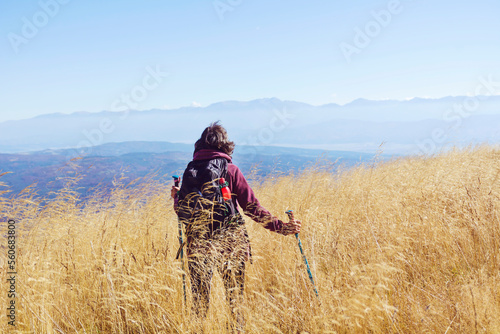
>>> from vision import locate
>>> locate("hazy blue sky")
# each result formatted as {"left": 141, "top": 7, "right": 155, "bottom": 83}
{"left": 1, "top": 0, "right": 499, "bottom": 121}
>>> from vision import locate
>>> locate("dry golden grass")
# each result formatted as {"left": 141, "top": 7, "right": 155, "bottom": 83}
{"left": 1, "top": 146, "right": 500, "bottom": 333}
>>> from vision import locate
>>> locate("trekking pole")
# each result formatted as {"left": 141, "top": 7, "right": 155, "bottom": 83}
{"left": 173, "top": 175, "right": 187, "bottom": 305}
{"left": 285, "top": 210, "right": 319, "bottom": 298}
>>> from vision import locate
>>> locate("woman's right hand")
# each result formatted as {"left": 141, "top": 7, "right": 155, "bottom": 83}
{"left": 279, "top": 219, "right": 301, "bottom": 236}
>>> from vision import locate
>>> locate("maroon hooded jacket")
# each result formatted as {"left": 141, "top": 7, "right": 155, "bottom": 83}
{"left": 175, "top": 149, "right": 284, "bottom": 233}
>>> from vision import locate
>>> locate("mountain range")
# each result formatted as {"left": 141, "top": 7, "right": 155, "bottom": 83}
{"left": 1, "top": 96, "right": 499, "bottom": 155}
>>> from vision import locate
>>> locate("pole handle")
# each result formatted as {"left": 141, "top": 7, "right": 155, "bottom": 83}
{"left": 172, "top": 175, "right": 180, "bottom": 187}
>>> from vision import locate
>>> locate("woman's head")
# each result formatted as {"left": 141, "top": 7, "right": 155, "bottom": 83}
{"left": 194, "top": 121, "right": 235, "bottom": 156}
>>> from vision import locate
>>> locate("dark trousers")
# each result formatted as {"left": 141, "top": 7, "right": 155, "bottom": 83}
{"left": 186, "top": 225, "right": 249, "bottom": 324}
{"left": 188, "top": 256, "right": 245, "bottom": 318}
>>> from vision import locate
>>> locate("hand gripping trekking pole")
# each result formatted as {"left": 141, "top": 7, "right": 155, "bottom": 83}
{"left": 286, "top": 210, "right": 319, "bottom": 298}
{"left": 173, "top": 175, "right": 187, "bottom": 305}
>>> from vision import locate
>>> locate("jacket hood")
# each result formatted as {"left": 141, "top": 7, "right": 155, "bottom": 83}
{"left": 193, "top": 149, "right": 232, "bottom": 163}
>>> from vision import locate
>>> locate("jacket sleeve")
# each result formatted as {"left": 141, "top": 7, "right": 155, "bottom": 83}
{"left": 228, "top": 164, "right": 284, "bottom": 233}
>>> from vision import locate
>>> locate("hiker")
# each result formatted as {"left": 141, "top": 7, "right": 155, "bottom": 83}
{"left": 171, "top": 121, "right": 301, "bottom": 325}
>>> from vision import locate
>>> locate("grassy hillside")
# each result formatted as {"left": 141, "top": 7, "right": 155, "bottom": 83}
{"left": 1, "top": 146, "right": 499, "bottom": 333}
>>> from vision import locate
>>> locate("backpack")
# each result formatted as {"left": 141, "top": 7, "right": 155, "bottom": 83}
{"left": 177, "top": 157, "right": 244, "bottom": 239}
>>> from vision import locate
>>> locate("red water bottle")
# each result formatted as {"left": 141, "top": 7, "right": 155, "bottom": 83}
{"left": 219, "top": 178, "right": 231, "bottom": 200}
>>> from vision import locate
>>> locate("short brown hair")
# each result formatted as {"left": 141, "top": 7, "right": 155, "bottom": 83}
{"left": 194, "top": 121, "right": 235, "bottom": 156}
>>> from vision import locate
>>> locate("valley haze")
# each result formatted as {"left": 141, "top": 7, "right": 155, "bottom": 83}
{"left": 1, "top": 96, "right": 500, "bottom": 156}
